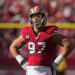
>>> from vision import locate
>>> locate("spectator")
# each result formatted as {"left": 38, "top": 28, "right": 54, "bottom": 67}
{"left": 0, "top": 0, "right": 74, "bottom": 23}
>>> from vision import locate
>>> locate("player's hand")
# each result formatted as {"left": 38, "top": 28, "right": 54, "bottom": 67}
{"left": 21, "top": 61, "right": 28, "bottom": 71}
{"left": 51, "top": 62, "right": 58, "bottom": 70}
{"left": 16, "top": 55, "right": 28, "bottom": 71}
{"left": 51, "top": 54, "right": 64, "bottom": 70}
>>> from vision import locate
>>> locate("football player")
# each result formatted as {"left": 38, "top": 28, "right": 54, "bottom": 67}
{"left": 10, "top": 6, "right": 74, "bottom": 75}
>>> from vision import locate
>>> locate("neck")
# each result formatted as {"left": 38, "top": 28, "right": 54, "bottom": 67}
{"left": 34, "top": 26, "right": 45, "bottom": 34}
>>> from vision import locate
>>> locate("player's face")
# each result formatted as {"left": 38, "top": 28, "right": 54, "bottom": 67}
{"left": 32, "top": 14, "right": 42, "bottom": 26}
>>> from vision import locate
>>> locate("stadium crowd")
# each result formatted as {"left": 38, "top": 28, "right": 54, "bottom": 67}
{"left": 0, "top": 0, "right": 75, "bottom": 23}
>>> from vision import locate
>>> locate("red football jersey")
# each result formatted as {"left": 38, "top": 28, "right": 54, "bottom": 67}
{"left": 21, "top": 26, "right": 61, "bottom": 66}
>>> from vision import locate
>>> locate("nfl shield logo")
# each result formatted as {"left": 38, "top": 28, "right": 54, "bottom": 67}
{"left": 26, "top": 35, "right": 30, "bottom": 39}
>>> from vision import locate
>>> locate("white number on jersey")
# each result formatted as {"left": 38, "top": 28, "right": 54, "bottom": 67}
{"left": 28, "top": 42, "right": 46, "bottom": 54}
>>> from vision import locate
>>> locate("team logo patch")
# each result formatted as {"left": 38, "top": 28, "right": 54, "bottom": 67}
{"left": 26, "top": 35, "right": 30, "bottom": 39}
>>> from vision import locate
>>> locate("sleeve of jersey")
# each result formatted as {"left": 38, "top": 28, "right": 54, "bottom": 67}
{"left": 20, "top": 27, "right": 26, "bottom": 41}
{"left": 53, "top": 27, "right": 62, "bottom": 35}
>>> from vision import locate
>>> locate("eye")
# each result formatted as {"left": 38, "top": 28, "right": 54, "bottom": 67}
{"left": 32, "top": 14, "right": 42, "bottom": 19}
{"left": 37, "top": 15, "right": 42, "bottom": 18}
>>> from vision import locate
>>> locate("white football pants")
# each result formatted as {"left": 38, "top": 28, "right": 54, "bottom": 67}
{"left": 26, "top": 66, "right": 52, "bottom": 75}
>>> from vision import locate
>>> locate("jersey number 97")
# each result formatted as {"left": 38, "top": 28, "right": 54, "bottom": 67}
{"left": 28, "top": 42, "right": 46, "bottom": 54}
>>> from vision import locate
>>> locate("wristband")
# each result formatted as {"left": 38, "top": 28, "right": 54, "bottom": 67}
{"left": 16, "top": 55, "right": 24, "bottom": 64}
{"left": 54, "top": 54, "right": 64, "bottom": 65}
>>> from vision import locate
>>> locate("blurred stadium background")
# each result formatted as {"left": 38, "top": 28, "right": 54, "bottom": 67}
{"left": 0, "top": 0, "right": 75, "bottom": 75}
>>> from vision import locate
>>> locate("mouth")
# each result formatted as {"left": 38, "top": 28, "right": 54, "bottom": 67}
{"left": 33, "top": 21, "right": 38, "bottom": 24}
{"left": 33, "top": 20, "right": 41, "bottom": 23}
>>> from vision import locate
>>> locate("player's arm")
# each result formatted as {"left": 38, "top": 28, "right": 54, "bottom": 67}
{"left": 10, "top": 35, "right": 25, "bottom": 58}
{"left": 52, "top": 34, "right": 74, "bottom": 57}
{"left": 52, "top": 34, "right": 74, "bottom": 69}
{"left": 10, "top": 35, "right": 28, "bottom": 70}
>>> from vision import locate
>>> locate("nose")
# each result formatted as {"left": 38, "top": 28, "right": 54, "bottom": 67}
{"left": 34, "top": 16, "right": 39, "bottom": 21}
{"left": 35, "top": 16, "right": 38, "bottom": 19}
